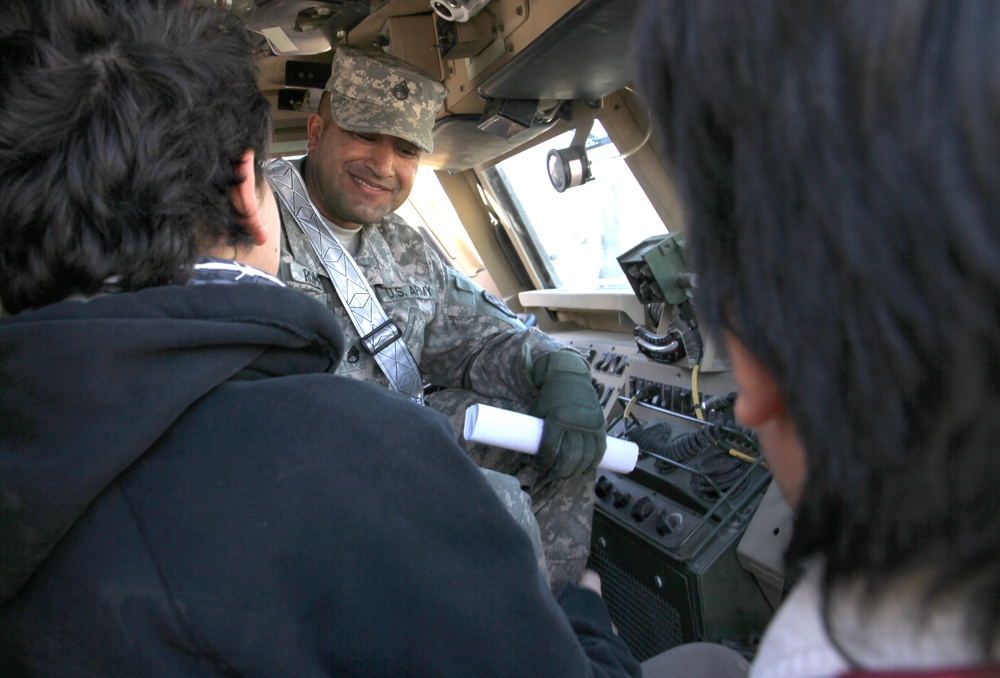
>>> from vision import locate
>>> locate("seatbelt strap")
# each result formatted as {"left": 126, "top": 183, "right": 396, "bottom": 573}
{"left": 265, "top": 158, "right": 424, "bottom": 405}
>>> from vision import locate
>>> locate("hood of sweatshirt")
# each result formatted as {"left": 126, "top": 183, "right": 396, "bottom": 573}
{"left": 0, "top": 282, "right": 345, "bottom": 603}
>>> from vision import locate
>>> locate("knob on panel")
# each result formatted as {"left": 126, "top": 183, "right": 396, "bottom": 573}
{"left": 595, "top": 475, "right": 614, "bottom": 499}
{"left": 630, "top": 496, "right": 654, "bottom": 522}
{"left": 655, "top": 510, "right": 683, "bottom": 536}
{"left": 612, "top": 488, "right": 632, "bottom": 509}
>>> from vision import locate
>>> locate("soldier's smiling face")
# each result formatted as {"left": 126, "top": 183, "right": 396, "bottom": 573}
{"left": 304, "top": 97, "right": 421, "bottom": 231}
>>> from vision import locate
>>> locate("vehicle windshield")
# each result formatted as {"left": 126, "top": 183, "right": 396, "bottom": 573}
{"left": 482, "top": 120, "right": 667, "bottom": 289}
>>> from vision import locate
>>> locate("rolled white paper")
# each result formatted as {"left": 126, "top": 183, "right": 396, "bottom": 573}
{"left": 463, "top": 404, "right": 639, "bottom": 474}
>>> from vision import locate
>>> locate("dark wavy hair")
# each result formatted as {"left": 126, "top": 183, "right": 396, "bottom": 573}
{"left": 0, "top": 0, "right": 271, "bottom": 314}
{"left": 635, "top": 0, "right": 1000, "bottom": 649}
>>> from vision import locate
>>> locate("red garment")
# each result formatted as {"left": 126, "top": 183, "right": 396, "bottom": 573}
{"left": 840, "top": 668, "right": 1000, "bottom": 678}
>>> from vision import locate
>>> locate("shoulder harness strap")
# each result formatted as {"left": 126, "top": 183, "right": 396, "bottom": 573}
{"left": 265, "top": 158, "right": 424, "bottom": 405}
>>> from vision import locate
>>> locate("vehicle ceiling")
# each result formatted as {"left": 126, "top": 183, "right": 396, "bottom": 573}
{"left": 236, "top": 0, "right": 640, "bottom": 170}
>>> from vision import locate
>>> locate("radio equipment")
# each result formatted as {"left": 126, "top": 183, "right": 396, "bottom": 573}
{"left": 559, "top": 330, "right": 777, "bottom": 662}
{"left": 590, "top": 404, "right": 773, "bottom": 661}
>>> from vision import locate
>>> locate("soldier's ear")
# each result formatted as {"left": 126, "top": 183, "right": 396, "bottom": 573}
{"left": 306, "top": 113, "right": 325, "bottom": 154}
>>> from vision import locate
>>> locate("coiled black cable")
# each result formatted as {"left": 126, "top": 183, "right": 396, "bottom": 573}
{"left": 661, "top": 423, "right": 719, "bottom": 462}
{"left": 661, "top": 420, "right": 761, "bottom": 463}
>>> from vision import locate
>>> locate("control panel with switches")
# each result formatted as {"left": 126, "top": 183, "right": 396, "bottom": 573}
{"left": 550, "top": 329, "right": 776, "bottom": 661}
{"left": 553, "top": 329, "right": 739, "bottom": 421}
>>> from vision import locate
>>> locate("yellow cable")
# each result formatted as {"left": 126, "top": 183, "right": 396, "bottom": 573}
{"left": 728, "top": 448, "right": 768, "bottom": 470}
{"left": 623, "top": 394, "right": 640, "bottom": 421}
{"left": 692, "top": 364, "right": 705, "bottom": 420}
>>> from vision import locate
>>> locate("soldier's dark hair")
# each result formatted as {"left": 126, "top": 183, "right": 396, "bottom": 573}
{"left": 0, "top": 0, "right": 271, "bottom": 314}
{"left": 635, "top": 0, "right": 1000, "bottom": 648}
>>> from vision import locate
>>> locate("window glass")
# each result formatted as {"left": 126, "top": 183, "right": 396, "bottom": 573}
{"left": 482, "top": 120, "right": 666, "bottom": 289}
{"left": 396, "top": 167, "right": 486, "bottom": 279}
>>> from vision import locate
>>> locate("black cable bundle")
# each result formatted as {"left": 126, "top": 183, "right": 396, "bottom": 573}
{"left": 626, "top": 420, "right": 674, "bottom": 456}
{"left": 661, "top": 423, "right": 719, "bottom": 463}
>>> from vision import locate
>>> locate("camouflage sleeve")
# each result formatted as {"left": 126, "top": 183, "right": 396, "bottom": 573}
{"left": 418, "top": 248, "right": 570, "bottom": 403}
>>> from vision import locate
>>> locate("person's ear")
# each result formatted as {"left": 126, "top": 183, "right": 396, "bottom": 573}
{"left": 724, "top": 331, "right": 808, "bottom": 506}
{"left": 724, "top": 332, "right": 785, "bottom": 427}
{"left": 306, "top": 113, "right": 324, "bottom": 154}
{"left": 229, "top": 148, "right": 267, "bottom": 246}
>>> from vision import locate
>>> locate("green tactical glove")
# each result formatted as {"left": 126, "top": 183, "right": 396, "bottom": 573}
{"left": 528, "top": 350, "right": 607, "bottom": 478}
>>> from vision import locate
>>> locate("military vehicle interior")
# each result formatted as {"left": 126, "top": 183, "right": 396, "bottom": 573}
{"left": 227, "top": 0, "right": 795, "bottom": 662}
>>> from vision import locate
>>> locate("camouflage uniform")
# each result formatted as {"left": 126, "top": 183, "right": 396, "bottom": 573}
{"left": 279, "top": 187, "right": 596, "bottom": 588}
{"left": 276, "top": 46, "right": 597, "bottom": 588}
{"left": 479, "top": 468, "right": 550, "bottom": 589}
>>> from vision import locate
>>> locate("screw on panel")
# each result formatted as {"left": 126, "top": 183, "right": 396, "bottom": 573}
{"left": 654, "top": 575, "right": 664, "bottom": 589}
{"left": 597, "top": 536, "right": 607, "bottom": 549}
{"left": 516, "top": 5, "right": 524, "bottom": 16}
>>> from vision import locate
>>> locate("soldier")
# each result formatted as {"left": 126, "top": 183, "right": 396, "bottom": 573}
{"left": 279, "top": 45, "right": 606, "bottom": 588}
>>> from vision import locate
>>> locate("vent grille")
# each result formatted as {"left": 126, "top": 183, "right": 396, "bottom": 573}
{"left": 589, "top": 546, "right": 684, "bottom": 662}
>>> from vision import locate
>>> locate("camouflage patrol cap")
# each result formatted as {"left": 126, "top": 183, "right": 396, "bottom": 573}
{"left": 325, "top": 45, "right": 448, "bottom": 154}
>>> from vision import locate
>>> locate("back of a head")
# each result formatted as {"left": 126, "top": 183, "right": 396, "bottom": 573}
{"left": 0, "top": 0, "right": 270, "bottom": 314}
{"left": 635, "top": 0, "right": 1000, "bottom": 646}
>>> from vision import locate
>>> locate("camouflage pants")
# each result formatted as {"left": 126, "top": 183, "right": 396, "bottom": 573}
{"left": 478, "top": 468, "right": 550, "bottom": 589}
{"left": 425, "top": 389, "right": 596, "bottom": 591}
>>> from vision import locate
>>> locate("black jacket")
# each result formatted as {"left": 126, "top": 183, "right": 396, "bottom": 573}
{"left": 0, "top": 281, "right": 639, "bottom": 677}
